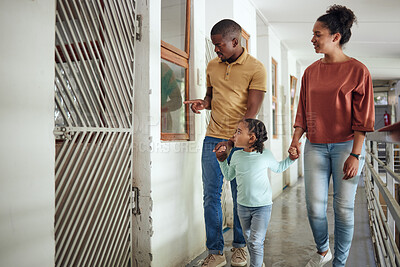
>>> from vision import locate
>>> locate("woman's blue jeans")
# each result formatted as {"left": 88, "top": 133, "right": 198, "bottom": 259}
{"left": 238, "top": 204, "right": 272, "bottom": 267}
{"left": 201, "top": 136, "right": 246, "bottom": 254}
{"left": 304, "top": 139, "right": 365, "bottom": 267}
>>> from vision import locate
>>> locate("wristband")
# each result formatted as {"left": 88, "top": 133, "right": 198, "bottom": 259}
{"left": 350, "top": 153, "right": 360, "bottom": 160}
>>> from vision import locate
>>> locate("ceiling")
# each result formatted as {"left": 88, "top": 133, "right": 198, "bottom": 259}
{"left": 252, "top": 0, "right": 400, "bottom": 81}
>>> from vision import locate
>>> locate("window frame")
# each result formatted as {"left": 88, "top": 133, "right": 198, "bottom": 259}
{"left": 160, "top": 0, "right": 191, "bottom": 141}
{"left": 271, "top": 58, "right": 278, "bottom": 139}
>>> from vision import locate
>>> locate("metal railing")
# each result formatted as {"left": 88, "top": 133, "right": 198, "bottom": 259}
{"left": 365, "top": 126, "right": 400, "bottom": 267}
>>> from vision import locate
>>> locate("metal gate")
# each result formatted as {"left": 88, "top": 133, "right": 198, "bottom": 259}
{"left": 54, "top": 0, "right": 136, "bottom": 266}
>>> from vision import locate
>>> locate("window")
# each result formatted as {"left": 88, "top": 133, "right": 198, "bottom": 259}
{"left": 161, "top": 0, "right": 190, "bottom": 140}
{"left": 290, "top": 75, "right": 298, "bottom": 135}
{"left": 374, "top": 91, "right": 388, "bottom": 105}
{"left": 271, "top": 58, "right": 278, "bottom": 139}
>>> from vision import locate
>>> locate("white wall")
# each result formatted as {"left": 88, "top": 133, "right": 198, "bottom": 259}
{"left": 205, "top": 0, "right": 234, "bottom": 40}
{"left": 206, "top": 0, "right": 257, "bottom": 54}
{"left": 149, "top": 1, "right": 207, "bottom": 266}
{"left": 288, "top": 53, "right": 301, "bottom": 183}
{"left": 389, "top": 81, "right": 400, "bottom": 123}
{"left": 396, "top": 81, "right": 400, "bottom": 123}
{"left": 233, "top": 0, "right": 257, "bottom": 54}
{"left": 265, "top": 27, "right": 286, "bottom": 198}
{"left": 0, "top": 1, "right": 55, "bottom": 267}
{"left": 255, "top": 12, "right": 304, "bottom": 197}
{"left": 141, "top": 1, "right": 305, "bottom": 265}
{"left": 132, "top": 1, "right": 155, "bottom": 265}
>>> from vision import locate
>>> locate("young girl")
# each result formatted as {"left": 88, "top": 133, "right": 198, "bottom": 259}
{"left": 216, "top": 118, "right": 297, "bottom": 267}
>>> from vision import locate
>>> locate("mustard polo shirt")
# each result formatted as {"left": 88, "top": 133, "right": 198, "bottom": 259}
{"left": 206, "top": 47, "right": 267, "bottom": 139}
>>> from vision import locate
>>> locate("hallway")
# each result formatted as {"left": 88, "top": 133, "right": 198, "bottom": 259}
{"left": 187, "top": 176, "right": 376, "bottom": 267}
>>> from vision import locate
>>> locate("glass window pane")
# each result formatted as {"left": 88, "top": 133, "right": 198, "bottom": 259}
{"left": 241, "top": 37, "right": 247, "bottom": 49}
{"left": 161, "top": 0, "right": 187, "bottom": 52}
{"left": 272, "top": 101, "right": 277, "bottom": 136}
{"left": 374, "top": 92, "right": 388, "bottom": 105}
{"left": 271, "top": 62, "right": 276, "bottom": 96}
{"left": 161, "top": 59, "right": 186, "bottom": 133}
{"left": 291, "top": 107, "right": 294, "bottom": 135}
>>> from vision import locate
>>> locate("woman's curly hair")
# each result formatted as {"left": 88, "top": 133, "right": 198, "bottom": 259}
{"left": 317, "top": 5, "right": 357, "bottom": 46}
{"left": 244, "top": 118, "right": 268, "bottom": 154}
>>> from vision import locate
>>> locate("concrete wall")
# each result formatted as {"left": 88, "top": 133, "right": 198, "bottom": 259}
{"left": 233, "top": 0, "right": 257, "bottom": 54}
{"left": 0, "top": 1, "right": 55, "bottom": 267}
{"left": 145, "top": 1, "right": 207, "bottom": 266}
{"left": 0, "top": 1, "right": 306, "bottom": 267}
{"left": 132, "top": 1, "right": 154, "bottom": 265}
{"left": 388, "top": 81, "right": 400, "bottom": 123}
{"left": 146, "top": 1, "right": 304, "bottom": 265}
{"left": 255, "top": 16, "right": 302, "bottom": 198}
{"left": 206, "top": 0, "right": 257, "bottom": 54}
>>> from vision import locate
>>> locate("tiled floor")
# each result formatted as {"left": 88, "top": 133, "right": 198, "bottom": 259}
{"left": 187, "top": 176, "right": 376, "bottom": 267}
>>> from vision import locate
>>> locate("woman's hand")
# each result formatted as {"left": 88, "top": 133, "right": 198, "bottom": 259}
{"left": 343, "top": 131, "right": 365, "bottom": 180}
{"left": 288, "top": 147, "right": 298, "bottom": 160}
{"left": 288, "top": 141, "right": 301, "bottom": 160}
{"left": 342, "top": 155, "right": 359, "bottom": 180}
{"left": 289, "top": 127, "right": 305, "bottom": 160}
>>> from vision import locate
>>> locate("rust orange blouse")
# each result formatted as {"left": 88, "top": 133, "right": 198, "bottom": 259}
{"left": 294, "top": 58, "right": 375, "bottom": 143}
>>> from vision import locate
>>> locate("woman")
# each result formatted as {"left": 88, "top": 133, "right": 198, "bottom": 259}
{"left": 289, "top": 5, "right": 375, "bottom": 267}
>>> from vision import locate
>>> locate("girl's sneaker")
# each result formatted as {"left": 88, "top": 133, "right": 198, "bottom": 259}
{"left": 231, "top": 247, "right": 247, "bottom": 266}
{"left": 201, "top": 253, "right": 226, "bottom": 267}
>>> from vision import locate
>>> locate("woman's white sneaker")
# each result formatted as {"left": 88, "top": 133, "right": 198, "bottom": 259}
{"left": 305, "top": 248, "right": 332, "bottom": 267}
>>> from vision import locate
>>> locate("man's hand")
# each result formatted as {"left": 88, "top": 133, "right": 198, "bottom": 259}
{"left": 342, "top": 155, "right": 359, "bottom": 180}
{"left": 184, "top": 99, "right": 209, "bottom": 114}
{"left": 213, "top": 140, "right": 233, "bottom": 162}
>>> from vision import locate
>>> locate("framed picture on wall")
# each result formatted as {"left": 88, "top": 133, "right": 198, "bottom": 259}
{"left": 290, "top": 75, "right": 297, "bottom": 106}
{"left": 290, "top": 75, "right": 297, "bottom": 135}
{"left": 271, "top": 58, "right": 277, "bottom": 97}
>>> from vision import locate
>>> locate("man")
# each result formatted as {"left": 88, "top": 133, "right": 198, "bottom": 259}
{"left": 184, "top": 19, "right": 266, "bottom": 267}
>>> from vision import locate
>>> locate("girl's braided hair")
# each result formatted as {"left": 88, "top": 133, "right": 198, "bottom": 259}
{"left": 244, "top": 118, "right": 268, "bottom": 154}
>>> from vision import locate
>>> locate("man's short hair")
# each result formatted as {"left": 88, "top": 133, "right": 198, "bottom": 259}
{"left": 211, "top": 19, "right": 242, "bottom": 41}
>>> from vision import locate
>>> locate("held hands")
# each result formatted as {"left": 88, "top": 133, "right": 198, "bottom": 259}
{"left": 288, "top": 141, "right": 301, "bottom": 160}
{"left": 288, "top": 147, "right": 298, "bottom": 161}
{"left": 183, "top": 99, "right": 209, "bottom": 114}
{"left": 342, "top": 155, "right": 359, "bottom": 180}
{"left": 213, "top": 140, "right": 233, "bottom": 162}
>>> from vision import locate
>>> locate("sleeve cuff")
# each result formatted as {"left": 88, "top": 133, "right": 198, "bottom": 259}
{"left": 352, "top": 125, "right": 375, "bottom": 132}
{"left": 218, "top": 159, "right": 228, "bottom": 166}
{"left": 293, "top": 124, "right": 307, "bottom": 131}
{"left": 248, "top": 87, "right": 267, "bottom": 92}
{"left": 286, "top": 156, "right": 296, "bottom": 163}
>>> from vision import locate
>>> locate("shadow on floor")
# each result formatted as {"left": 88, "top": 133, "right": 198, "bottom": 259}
{"left": 187, "top": 176, "right": 376, "bottom": 267}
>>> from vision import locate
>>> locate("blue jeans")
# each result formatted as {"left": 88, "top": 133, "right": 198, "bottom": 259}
{"left": 304, "top": 139, "right": 365, "bottom": 267}
{"left": 202, "top": 136, "right": 246, "bottom": 254}
{"left": 238, "top": 204, "right": 272, "bottom": 267}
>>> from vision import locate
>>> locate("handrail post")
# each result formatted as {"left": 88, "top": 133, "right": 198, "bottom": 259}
{"left": 386, "top": 143, "right": 395, "bottom": 237}
{"left": 372, "top": 141, "right": 380, "bottom": 202}
{"left": 366, "top": 140, "right": 372, "bottom": 185}
{"left": 365, "top": 123, "right": 400, "bottom": 266}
